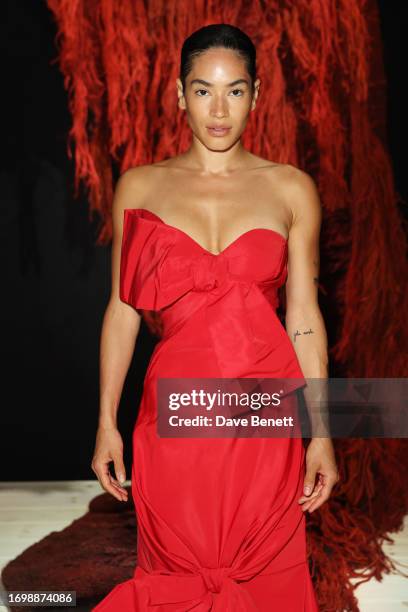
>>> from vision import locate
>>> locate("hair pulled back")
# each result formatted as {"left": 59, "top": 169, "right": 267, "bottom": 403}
{"left": 180, "top": 24, "right": 257, "bottom": 93}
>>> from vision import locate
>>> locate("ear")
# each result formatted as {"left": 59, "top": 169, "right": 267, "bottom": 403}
{"left": 176, "top": 78, "right": 186, "bottom": 110}
{"left": 251, "top": 78, "right": 261, "bottom": 111}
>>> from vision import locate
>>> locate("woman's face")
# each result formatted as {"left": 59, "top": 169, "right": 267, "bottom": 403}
{"left": 176, "top": 47, "right": 260, "bottom": 151}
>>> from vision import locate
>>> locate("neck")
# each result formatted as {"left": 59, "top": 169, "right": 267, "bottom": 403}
{"left": 181, "top": 136, "right": 251, "bottom": 176}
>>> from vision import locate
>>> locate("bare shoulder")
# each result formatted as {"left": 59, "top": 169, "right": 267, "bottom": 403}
{"left": 276, "top": 163, "right": 322, "bottom": 227}
{"left": 113, "top": 164, "right": 156, "bottom": 209}
{"left": 114, "top": 157, "right": 183, "bottom": 209}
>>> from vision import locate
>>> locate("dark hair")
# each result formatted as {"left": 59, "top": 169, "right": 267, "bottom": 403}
{"left": 180, "top": 24, "right": 257, "bottom": 93}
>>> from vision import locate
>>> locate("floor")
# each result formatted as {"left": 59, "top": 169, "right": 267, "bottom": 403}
{"left": 0, "top": 481, "right": 407, "bottom": 611}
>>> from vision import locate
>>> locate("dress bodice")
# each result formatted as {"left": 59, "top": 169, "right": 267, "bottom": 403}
{"left": 120, "top": 208, "right": 288, "bottom": 310}
{"left": 119, "top": 208, "right": 305, "bottom": 391}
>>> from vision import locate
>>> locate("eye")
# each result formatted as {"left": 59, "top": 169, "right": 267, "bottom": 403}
{"left": 195, "top": 89, "right": 209, "bottom": 96}
{"left": 230, "top": 89, "right": 244, "bottom": 96}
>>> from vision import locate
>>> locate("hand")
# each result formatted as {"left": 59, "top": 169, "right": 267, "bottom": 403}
{"left": 91, "top": 425, "right": 129, "bottom": 502}
{"left": 298, "top": 437, "right": 339, "bottom": 513}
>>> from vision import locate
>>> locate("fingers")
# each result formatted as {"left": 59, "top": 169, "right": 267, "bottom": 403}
{"left": 109, "top": 473, "right": 129, "bottom": 501}
{"left": 304, "top": 486, "right": 330, "bottom": 513}
{"left": 298, "top": 480, "right": 323, "bottom": 504}
{"left": 299, "top": 472, "right": 339, "bottom": 513}
{"left": 302, "top": 464, "right": 319, "bottom": 497}
{"left": 300, "top": 488, "right": 323, "bottom": 513}
{"left": 113, "top": 455, "right": 127, "bottom": 487}
{"left": 111, "top": 453, "right": 128, "bottom": 500}
{"left": 92, "top": 460, "right": 128, "bottom": 502}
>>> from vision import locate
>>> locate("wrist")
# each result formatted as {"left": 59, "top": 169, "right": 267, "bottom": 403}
{"left": 98, "top": 417, "right": 118, "bottom": 431}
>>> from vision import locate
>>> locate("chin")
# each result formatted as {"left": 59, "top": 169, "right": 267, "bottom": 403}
{"left": 206, "top": 141, "right": 236, "bottom": 153}
{"left": 202, "top": 132, "right": 238, "bottom": 150}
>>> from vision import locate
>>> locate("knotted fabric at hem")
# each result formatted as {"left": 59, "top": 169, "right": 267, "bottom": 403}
{"left": 92, "top": 564, "right": 259, "bottom": 611}
{"left": 134, "top": 565, "right": 258, "bottom": 610}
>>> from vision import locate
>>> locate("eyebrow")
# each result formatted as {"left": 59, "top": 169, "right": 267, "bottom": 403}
{"left": 189, "top": 78, "right": 249, "bottom": 87}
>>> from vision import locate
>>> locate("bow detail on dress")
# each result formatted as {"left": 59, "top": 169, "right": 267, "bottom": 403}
{"left": 132, "top": 565, "right": 259, "bottom": 611}
{"left": 120, "top": 227, "right": 231, "bottom": 311}
{"left": 191, "top": 253, "right": 229, "bottom": 292}
{"left": 156, "top": 251, "right": 231, "bottom": 309}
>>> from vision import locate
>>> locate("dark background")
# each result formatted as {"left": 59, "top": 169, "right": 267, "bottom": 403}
{"left": 1, "top": 2, "right": 407, "bottom": 480}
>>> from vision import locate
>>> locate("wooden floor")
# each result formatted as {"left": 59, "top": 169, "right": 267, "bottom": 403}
{"left": 0, "top": 481, "right": 407, "bottom": 611}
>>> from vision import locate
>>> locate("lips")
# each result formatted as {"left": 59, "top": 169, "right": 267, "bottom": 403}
{"left": 206, "top": 126, "right": 232, "bottom": 137}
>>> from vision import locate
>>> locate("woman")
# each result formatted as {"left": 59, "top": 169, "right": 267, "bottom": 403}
{"left": 92, "top": 23, "right": 339, "bottom": 611}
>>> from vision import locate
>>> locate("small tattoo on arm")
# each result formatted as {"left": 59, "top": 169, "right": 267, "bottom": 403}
{"left": 293, "top": 328, "right": 315, "bottom": 343}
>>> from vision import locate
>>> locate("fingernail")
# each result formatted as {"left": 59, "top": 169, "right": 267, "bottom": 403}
{"left": 304, "top": 486, "right": 311, "bottom": 494}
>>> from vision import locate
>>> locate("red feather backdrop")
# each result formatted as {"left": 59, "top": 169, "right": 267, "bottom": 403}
{"left": 47, "top": 0, "right": 408, "bottom": 609}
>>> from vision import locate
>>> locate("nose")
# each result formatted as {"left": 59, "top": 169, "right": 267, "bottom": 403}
{"left": 209, "top": 95, "right": 229, "bottom": 118}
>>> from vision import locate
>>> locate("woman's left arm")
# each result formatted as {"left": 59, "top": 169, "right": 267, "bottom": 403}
{"left": 283, "top": 166, "right": 339, "bottom": 514}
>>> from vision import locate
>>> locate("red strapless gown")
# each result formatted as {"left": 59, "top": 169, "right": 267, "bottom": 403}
{"left": 93, "top": 208, "right": 319, "bottom": 611}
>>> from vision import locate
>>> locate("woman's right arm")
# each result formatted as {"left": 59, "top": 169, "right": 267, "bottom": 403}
{"left": 91, "top": 169, "right": 145, "bottom": 502}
